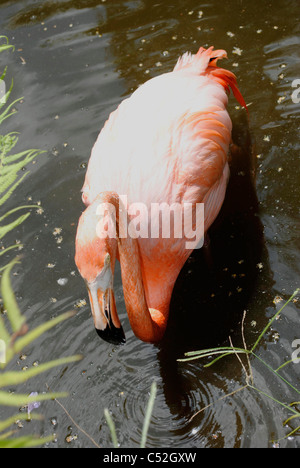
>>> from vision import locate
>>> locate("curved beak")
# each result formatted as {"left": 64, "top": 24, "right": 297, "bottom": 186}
{"left": 87, "top": 264, "right": 126, "bottom": 345}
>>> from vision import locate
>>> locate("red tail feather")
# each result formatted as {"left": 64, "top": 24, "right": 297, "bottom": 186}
{"left": 210, "top": 67, "right": 248, "bottom": 112}
{"left": 175, "top": 46, "right": 248, "bottom": 113}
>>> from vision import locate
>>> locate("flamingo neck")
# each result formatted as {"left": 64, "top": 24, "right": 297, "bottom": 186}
{"left": 97, "top": 192, "right": 168, "bottom": 342}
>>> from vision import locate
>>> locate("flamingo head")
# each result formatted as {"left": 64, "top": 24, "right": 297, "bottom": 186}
{"left": 75, "top": 202, "right": 126, "bottom": 345}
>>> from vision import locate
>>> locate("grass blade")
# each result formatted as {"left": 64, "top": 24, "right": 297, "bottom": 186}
{"left": 0, "top": 355, "right": 82, "bottom": 388}
{"left": 0, "top": 391, "right": 68, "bottom": 407}
{"left": 251, "top": 289, "right": 300, "bottom": 353}
{"left": 0, "top": 413, "right": 42, "bottom": 432}
{"left": 0, "top": 434, "right": 54, "bottom": 448}
{"left": 104, "top": 408, "right": 118, "bottom": 448}
{"left": 1, "top": 258, "right": 26, "bottom": 334}
{"left": 140, "top": 381, "right": 157, "bottom": 448}
{"left": 178, "top": 349, "right": 248, "bottom": 363}
{"left": 6, "top": 311, "right": 76, "bottom": 363}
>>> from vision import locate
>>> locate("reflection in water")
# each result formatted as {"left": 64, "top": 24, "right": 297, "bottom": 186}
{"left": 1, "top": 0, "right": 299, "bottom": 448}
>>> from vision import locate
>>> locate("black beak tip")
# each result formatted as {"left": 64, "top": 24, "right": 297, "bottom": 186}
{"left": 95, "top": 326, "right": 126, "bottom": 345}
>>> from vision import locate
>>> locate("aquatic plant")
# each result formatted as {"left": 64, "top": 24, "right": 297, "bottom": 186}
{"left": 0, "top": 36, "right": 81, "bottom": 448}
{"left": 179, "top": 288, "right": 300, "bottom": 443}
{"left": 104, "top": 380, "right": 157, "bottom": 448}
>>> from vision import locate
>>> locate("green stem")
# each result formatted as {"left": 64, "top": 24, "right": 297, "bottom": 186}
{"left": 140, "top": 381, "right": 157, "bottom": 448}
{"left": 252, "top": 352, "right": 300, "bottom": 396}
{"left": 248, "top": 385, "right": 299, "bottom": 415}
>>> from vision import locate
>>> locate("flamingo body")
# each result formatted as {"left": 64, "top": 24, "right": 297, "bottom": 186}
{"left": 75, "top": 46, "right": 247, "bottom": 344}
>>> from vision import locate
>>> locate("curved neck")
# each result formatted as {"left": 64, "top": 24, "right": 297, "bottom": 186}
{"left": 96, "top": 192, "right": 168, "bottom": 342}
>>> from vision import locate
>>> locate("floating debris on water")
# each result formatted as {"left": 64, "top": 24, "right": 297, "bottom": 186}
{"left": 53, "top": 227, "right": 62, "bottom": 236}
{"left": 74, "top": 299, "right": 87, "bottom": 308}
{"left": 65, "top": 434, "right": 78, "bottom": 443}
{"left": 232, "top": 47, "right": 243, "bottom": 56}
{"left": 272, "top": 332, "right": 280, "bottom": 342}
{"left": 57, "top": 277, "right": 68, "bottom": 286}
{"left": 277, "top": 96, "right": 286, "bottom": 104}
{"left": 273, "top": 296, "right": 283, "bottom": 304}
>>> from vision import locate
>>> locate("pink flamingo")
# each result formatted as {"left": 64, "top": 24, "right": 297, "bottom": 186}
{"left": 75, "top": 46, "right": 247, "bottom": 344}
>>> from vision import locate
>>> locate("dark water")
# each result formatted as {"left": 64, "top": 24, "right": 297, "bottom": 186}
{"left": 0, "top": 0, "right": 299, "bottom": 448}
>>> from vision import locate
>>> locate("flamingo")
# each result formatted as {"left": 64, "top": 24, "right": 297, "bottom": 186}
{"left": 75, "top": 46, "right": 247, "bottom": 345}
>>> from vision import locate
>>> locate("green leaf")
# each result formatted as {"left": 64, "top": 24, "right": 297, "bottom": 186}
{"left": 0, "top": 258, "right": 26, "bottom": 334}
{"left": 0, "top": 211, "right": 31, "bottom": 240}
{"left": 0, "top": 391, "right": 68, "bottom": 407}
{"left": 0, "top": 434, "right": 54, "bottom": 448}
{"left": 6, "top": 311, "right": 76, "bottom": 363}
{"left": 0, "top": 244, "right": 22, "bottom": 257}
{"left": 0, "top": 45, "right": 15, "bottom": 53}
{"left": 0, "top": 172, "right": 28, "bottom": 206}
{"left": 0, "top": 355, "right": 82, "bottom": 388}
{"left": 0, "top": 97, "right": 21, "bottom": 125}
{"left": 0, "top": 413, "right": 42, "bottom": 432}
{"left": 0, "top": 205, "right": 39, "bottom": 223}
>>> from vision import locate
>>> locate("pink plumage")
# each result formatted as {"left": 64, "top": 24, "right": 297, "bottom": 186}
{"left": 75, "top": 46, "right": 247, "bottom": 344}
